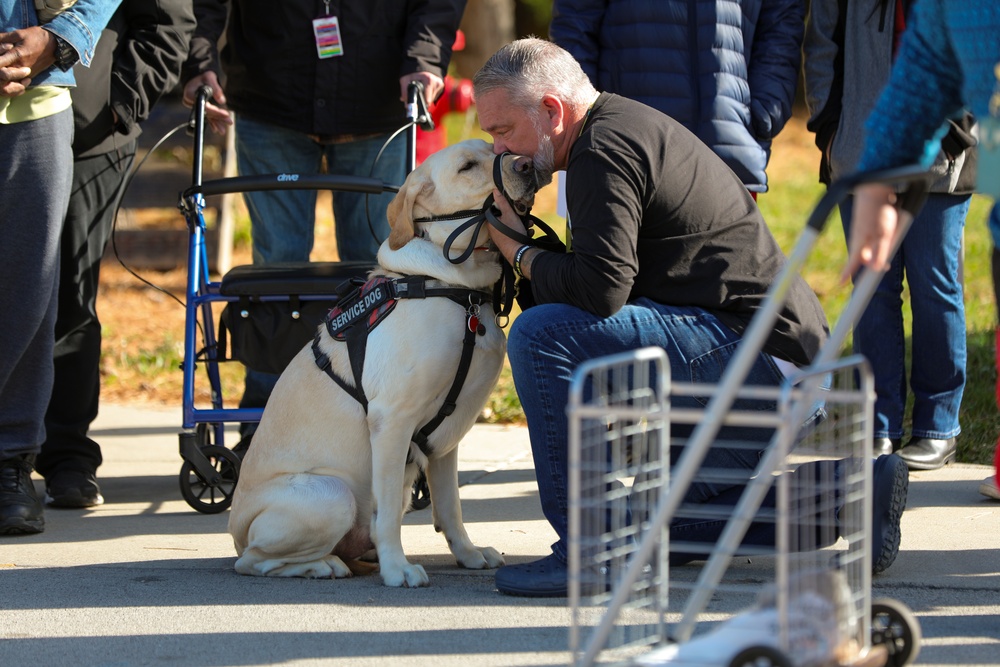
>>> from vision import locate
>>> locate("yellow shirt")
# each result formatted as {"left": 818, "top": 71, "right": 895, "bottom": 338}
{"left": 0, "top": 86, "right": 72, "bottom": 124}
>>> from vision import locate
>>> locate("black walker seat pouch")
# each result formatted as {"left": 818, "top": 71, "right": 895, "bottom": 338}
{"left": 218, "top": 260, "right": 374, "bottom": 375}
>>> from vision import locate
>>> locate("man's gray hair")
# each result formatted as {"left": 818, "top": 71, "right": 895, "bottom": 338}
{"left": 473, "top": 37, "right": 597, "bottom": 113}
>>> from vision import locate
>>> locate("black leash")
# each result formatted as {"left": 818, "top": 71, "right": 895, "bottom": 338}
{"left": 428, "top": 153, "right": 566, "bottom": 325}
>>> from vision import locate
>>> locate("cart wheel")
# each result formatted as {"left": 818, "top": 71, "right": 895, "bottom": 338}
{"left": 728, "top": 646, "right": 793, "bottom": 667}
{"left": 871, "top": 598, "right": 922, "bottom": 666}
{"left": 179, "top": 445, "right": 241, "bottom": 514}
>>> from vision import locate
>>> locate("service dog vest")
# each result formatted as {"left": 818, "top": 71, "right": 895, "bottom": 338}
{"left": 324, "top": 276, "right": 397, "bottom": 341}
{"left": 312, "top": 275, "right": 491, "bottom": 461}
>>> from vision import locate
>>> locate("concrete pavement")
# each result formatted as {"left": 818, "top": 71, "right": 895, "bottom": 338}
{"left": 2, "top": 403, "right": 998, "bottom": 666}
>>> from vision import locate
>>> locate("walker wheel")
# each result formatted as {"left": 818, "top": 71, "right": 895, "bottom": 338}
{"left": 871, "top": 598, "right": 922, "bottom": 666}
{"left": 728, "top": 645, "right": 793, "bottom": 667}
{"left": 179, "top": 444, "right": 241, "bottom": 514}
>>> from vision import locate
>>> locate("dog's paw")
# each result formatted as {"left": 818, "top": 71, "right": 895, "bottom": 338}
{"left": 236, "top": 554, "right": 353, "bottom": 579}
{"left": 323, "top": 556, "right": 354, "bottom": 579}
{"left": 381, "top": 562, "right": 429, "bottom": 588}
{"left": 456, "top": 545, "right": 505, "bottom": 570}
{"left": 480, "top": 546, "right": 505, "bottom": 568}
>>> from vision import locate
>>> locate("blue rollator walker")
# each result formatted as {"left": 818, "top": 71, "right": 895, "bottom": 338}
{"left": 175, "top": 84, "right": 432, "bottom": 513}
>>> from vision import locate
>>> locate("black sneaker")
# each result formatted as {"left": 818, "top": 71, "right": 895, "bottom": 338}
{"left": 872, "top": 453, "right": 908, "bottom": 574}
{"left": 0, "top": 456, "right": 45, "bottom": 535}
{"left": 44, "top": 468, "right": 104, "bottom": 508}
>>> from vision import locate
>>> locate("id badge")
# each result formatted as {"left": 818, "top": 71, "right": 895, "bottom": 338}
{"left": 313, "top": 15, "right": 343, "bottom": 59}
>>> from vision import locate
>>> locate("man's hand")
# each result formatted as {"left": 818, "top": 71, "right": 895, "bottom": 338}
{"left": 400, "top": 71, "right": 444, "bottom": 107}
{"left": 0, "top": 28, "right": 57, "bottom": 97}
{"left": 182, "top": 71, "right": 232, "bottom": 135}
{"left": 843, "top": 183, "right": 899, "bottom": 284}
{"left": 487, "top": 187, "right": 529, "bottom": 260}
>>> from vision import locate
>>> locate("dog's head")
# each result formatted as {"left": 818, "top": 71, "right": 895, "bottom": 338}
{"left": 385, "top": 138, "right": 541, "bottom": 253}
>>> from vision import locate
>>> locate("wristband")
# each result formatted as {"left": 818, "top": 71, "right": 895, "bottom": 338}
{"left": 512, "top": 244, "right": 532, "bottom": 279}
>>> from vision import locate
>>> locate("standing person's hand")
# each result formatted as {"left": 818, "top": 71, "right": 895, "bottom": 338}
{"left": 182, "top": 71, "right": 232, "bottom": 135}
{"left": 400, "top": 72, "right": 444, "bottom": 107}
{"left": 843, "top": 183, "right": 899, "bottom": 284}
{"left": 0, "top": 28, "right": 57, "bottom": 97}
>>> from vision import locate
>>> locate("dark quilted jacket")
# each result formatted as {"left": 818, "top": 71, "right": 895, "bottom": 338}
{"left": 550, "top": 0, "right": 805, "bottom": 192}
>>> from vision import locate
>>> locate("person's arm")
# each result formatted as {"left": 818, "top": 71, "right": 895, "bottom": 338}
{"left": 398, "top": 0, "right": 465, "bottom": 105}
{"left": 802, "top": 0, "right": 845, "bottom": 167}
{"left": 549, "top": 0, "right": 605, "bottom": 84}
{"left": 747, "top": 0, "right": 806, "bottom": 142}
{"left": 0, "top": 0, "right": 121, "bottom": 96}
{"left": 111, "top": 0, "right": 196, "bottom": 135}
{"left": 856, "top": 0, "right": 965, "bottom": 175}
{"left": 845, "top": 0, "right": 964, "bottom": 280}
{"left": 182, "top": 0, "right": 226, "bottom": 82}
{"left": 180, "top": 0, "right": 230, "bottom": 134}
{"left": 41, "top": 0, "right": 122, "bottom": 70}
{"left": 530, "top": 146, "right": 641, "bottom": 317}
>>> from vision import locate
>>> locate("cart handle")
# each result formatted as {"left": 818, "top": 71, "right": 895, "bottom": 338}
{"left": 806, "top": 164, "right": 933, "bottom": 233}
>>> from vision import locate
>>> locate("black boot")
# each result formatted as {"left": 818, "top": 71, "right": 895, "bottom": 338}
{"left": 0, "top": 456, "right": 45, "bottom": 535}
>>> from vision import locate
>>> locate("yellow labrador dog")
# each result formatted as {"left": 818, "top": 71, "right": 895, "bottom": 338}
{"left": 228, "top": 139, "right": 539, "bottom": 587}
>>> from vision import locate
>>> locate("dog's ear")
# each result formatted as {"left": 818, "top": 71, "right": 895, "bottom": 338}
{"left": 386, "top": 176, "right": 432, "bottom": 250}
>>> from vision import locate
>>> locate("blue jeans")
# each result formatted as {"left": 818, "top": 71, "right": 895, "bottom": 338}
{"left": 234, "top": 115, "right": 407, "bottom": 420}
{"left": 840, "top": 193, "right": 970, "bottom": 440}
{"left": 508, "top": 300, "right": 791, "bottom": 563}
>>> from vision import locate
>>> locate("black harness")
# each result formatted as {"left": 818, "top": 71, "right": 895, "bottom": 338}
{"left": 311, "top": 274, "right": 491, "bottom": 460}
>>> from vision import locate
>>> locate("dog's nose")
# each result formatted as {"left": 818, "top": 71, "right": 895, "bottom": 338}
{"left": 512, "top": 155, "right": 534, "bottom": 173}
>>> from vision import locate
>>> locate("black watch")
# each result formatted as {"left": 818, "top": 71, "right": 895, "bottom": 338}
{"left": 50, "top": 32, "right": 78, "bottom": 72}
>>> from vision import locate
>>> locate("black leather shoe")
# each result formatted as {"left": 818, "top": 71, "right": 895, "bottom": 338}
{"left": 873, "top": 437, "right": 901, "bottom": 457}
{"left": 872, "top": 453, "right": 908, "bottom": 574}
{"left": 495, "top": 553, "right": 568, "bottom": 597}
{"left": 897, "top": 437, "right": 957, "bottom": 471}
{"left": 0, "top": 456, "right": 44, "bottom": 535}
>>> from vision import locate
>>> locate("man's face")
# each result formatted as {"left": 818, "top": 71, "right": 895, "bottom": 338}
{"left": 477, "top": 89, "right": 554, "bottom": 187}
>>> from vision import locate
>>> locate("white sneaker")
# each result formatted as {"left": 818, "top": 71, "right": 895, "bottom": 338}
{"left": 979, "top": 475, "right": 1000, "bottom": 501}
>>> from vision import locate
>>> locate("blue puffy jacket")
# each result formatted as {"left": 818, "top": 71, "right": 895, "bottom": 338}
{"left": 550, "top": 0, "right": 805, "bottom": 192}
